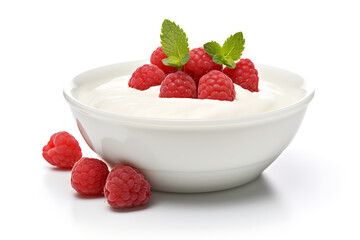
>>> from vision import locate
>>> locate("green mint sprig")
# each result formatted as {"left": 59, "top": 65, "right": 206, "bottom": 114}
{"left": 160, "top": 19, "right": 190, "bottom": 71}
{"left": 203, "top": 32, "right": 245, "bottom": 69}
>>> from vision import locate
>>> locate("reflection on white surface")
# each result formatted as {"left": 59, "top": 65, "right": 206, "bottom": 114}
{"left": 40, "top": 146, "right": 341, "bottom": 238}
{"left": 42, "top": 167, "right": 72, "bottom": 201}
{"left": 68, "top": 174, "right": 287, "bottom": 234}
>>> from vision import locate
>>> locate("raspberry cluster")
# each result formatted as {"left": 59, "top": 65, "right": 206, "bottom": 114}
{"left": 127, "top": 20, "right": 259, "bottom": 101}
{"left": 129, "top": 46, "right": 258, "bottom": 101}
{"left": 43, "top": 132, "right": 151, "bottom": 209}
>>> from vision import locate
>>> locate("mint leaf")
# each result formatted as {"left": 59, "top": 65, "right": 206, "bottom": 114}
{"left": 162, "top": 56, "right": 181, "bottom": 67}
{"left": 204, "top": 41, "right": 222, "bottom": 58}
{"left": 223, "top": 56, "right": 236, "bottom": 69}
{"left": 160, "top": 19, "right": 190, "bottom": 70}
{"left": 222, "top": 32, "right": 245, "bottom": 61}
{"left": 203, "top": 32, "right": 245, "bottom": 69}
{"left": 212, "top": 55, "right": 235, "bottom": 68}
{"left": 212, "top": 54, "right": 224, "bottom": 65}
{"left": 179, "top": 53, "right": 190, "bottom": 65}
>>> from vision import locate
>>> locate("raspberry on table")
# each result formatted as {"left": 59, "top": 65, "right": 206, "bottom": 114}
{"left": 182, "top": 47, "right": 222, "bottom": 82}
{"left": 223, "top": 58, "right": 259, "bottom": 92}
{"left": 128, "top": 64, "right": 166, "bottom": 90}
{"left": 71, "top": 157, "right": 109, "bottom": 196}
{"left": 42, "top": 131, "right": 82, "bottom": 169}
{"left": 198, "top": 70, "right": 236, "bottom": 101}
{"left": 104, "top": 164, "right": 151, "bottom": 208}
{"left": 150, "top": 46, "right": 178, "bottom": 75}
{"left": 159, "top": 71, "right": 197, "bottom": 98}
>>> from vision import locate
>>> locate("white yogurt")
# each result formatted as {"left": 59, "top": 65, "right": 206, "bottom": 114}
{"left": 73, "top": 75, "right": 305, "bottom": 119}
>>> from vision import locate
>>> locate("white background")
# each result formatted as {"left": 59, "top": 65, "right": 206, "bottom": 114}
{"left": 1, "top": 0, "right": 359, "bottom": 239}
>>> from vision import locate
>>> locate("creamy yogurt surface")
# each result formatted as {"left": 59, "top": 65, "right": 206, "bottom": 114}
{"left": 73, "top": 74, "right": 306, "bottom": 119}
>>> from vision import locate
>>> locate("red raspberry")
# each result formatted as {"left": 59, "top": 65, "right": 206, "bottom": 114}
{"left": 42, "top": 131, "right": 82, "bottom": 169}
{"left": 223, "top": 58, "right": 259, "bottom": 92}
{"left": 182, "top": 47, "right": 222, "bottom": 82}
{"left": 104, "top": 164, "right": 151, "bottom": 208}
{"left": 150, "top": 46, "right": 178, "bottom": 75}
{"left": 128, "top": 64, "right": 165, "bottom": 90}
{"left": 159, "top": 71, "right": 197, "bottom": 98}
{"left": 71, "top": 157, "right": 109, "bottom": 196}
{"left": 198, "top": 70, "right": 236, "bottom": 101}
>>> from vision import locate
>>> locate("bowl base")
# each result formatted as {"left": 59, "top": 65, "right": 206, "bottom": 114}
{"left": 140, "top": 157, "right": 276, "bottom": 193}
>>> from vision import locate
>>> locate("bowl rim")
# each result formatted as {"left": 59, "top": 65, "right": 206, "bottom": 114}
{"left": 63, "top": 60, "right": 315, "bottom": 126}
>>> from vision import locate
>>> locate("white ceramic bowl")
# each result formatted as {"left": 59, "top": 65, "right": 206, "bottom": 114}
{"left": 63, "top": 61, "right": 314, "bottom": 193}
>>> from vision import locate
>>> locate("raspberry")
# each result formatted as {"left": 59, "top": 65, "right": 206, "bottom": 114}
{"left": 150, "top": 46, "right": 178, "bottom": 75}
{"left": 198, "top": 70, "right": 236, "bottom": 101}
{"left": 223, "top": 58, "right": 259, "bottom": 92}
{"left": 42, "top": 131, "right": 82, "bottom": 169}
{"left": 71, "top": 157, "right": 109, "bottom": 196}
{"left": 104, "top": 164, "right": 151, "bottom": 208}
{"left": 182, "top": 47, "right": 222, "bottom": 82}
{"left": 128, "top": 64, "right": 165, "bottom": 90}
{"left": 159, "top": 71, "right": 197, "bottom": 98}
